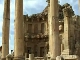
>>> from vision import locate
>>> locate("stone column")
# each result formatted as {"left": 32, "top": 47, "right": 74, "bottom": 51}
{"left": 63, "top": 7, "right": 72, "bottom": 55}
{"left": 14, "top": 0, "right": 24, "bottom": 60}
{"left": 46, "top": 0, "right": 50, "bottom": 53}
{"left": 2, "top": 0, "right": 10, "bottom": 60}
{"left": 48, "top": 0, "right": 60, "bottom": 59}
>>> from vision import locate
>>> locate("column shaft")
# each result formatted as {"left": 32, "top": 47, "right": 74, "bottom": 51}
{"left": 64, "top": 15, "right": 70, "bottom": 50}
{"left": 14, "top": 0, "right": 24, "bottom": 59}
{"left": 49, "top": 0, "right": 60, "bottom": 59}
{"left": 63, "top": 8, "right": 72, "bottom": 54}
{"left": 2, "top": 0, "right": 10, "bottom": 59}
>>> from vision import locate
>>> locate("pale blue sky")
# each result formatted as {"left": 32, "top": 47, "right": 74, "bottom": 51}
{"left": 0, "top": 0, "right": 79, "bottom": 53}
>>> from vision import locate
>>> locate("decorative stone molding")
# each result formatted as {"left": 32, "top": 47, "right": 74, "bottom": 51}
{"left": 24, "top": 34, "right": 48, "bottom": 39}
{"left": 63, "top": 8, "right": 72, "bottom": 17}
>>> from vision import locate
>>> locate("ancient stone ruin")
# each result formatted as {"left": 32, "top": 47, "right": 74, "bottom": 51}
{"left": 1, "top": 0, "right": 80, "bottom": 60}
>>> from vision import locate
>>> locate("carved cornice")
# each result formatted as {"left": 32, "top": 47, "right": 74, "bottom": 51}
{"left": 23, "top": 3, "right": 74, "bottom": 22}
{"left": 25, "top": 13, "right": 48, "bottom": 22}
{"left": 62, "top": 3, "right": 74, "bottom": 17}
{"left": 63, "top": 6, "right": 74, "bottom": 17}
{"left": 24, "top": 33, "right": 48, "bottom": 39}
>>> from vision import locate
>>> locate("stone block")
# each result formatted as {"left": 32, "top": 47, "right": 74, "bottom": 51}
{"left": 29, "top": 54, "right": 34, "bottom": 60}
{"left": 56, "top": 56, "right": 62, "bottom": 60}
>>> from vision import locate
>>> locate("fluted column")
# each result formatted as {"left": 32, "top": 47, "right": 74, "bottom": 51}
{"left": 14, "top": 0, "right": 24, "bottom": 60}
{"left": 49, "top": 0, "right": 60, "bottom": 59}
{"left": 2, "top": 0, "right": 10, "bottom": 60}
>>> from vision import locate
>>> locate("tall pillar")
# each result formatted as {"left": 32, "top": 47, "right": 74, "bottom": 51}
{"left": 48, "top": 0, "right": 60, "bottom": 59}
{"left": 14, "top": 0, "right": 24, "bottom": 60}
{"left": 2, "top": 0, "right": 10, "bottom": 60}
{"left": 46, "top": 0, "right": 50, "bottom": 53}
{"left": 63, "top": 7, "right": 72, "bottom": 55}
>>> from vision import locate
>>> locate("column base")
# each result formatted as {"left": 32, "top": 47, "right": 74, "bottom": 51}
{"left": 1, "top": 58, "right": 6, "bottom": 60}
{"left": 13, "top": 57, "right": 25, "bottom": 60}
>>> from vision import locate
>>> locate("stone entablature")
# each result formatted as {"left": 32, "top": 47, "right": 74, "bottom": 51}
{"left": 24, "top": 13, "right": 47, "bottom": 22}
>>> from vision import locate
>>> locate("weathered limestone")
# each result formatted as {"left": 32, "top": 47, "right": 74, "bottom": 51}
{"left": 47, "top": 0, "right": 50, "bottom": 36}
{"left": 44, "top": 23, "right": 48, "bottom": 35}
{"left": 48, "top": 0, "right": 61, "bottom": 59}
{"left": 63, "top": 7, "right": 72, "bottom": 55}
{"left": 14, "top": 0, "right": 24, "bottom": 60}
{"left": 2, "top": 0, "right": 10, "bottom": 60}
{"left": 61, "top": 44, "right": 64, "bottom": 53}
{"left": 61, "top": 55, "right": 78, "bottom": 60}
{"left": 31, "top": 25, "right": 34, "bottom": 33}
{"left": 63, "top": 8, "right": 70, "bottom": 53}
{"left": 25, "top": 53, "right": 27, "bottom": 60}
{"left": 38, "top": 24, "right": 41, "bottom": 33}
{"left": 56, "top": 56, "right": 61, "bottom": 60}
{"left": 29, "top": 54, "right": 34, "bottom": 60}
{"left": 6, "top": 54, "right": 13, "bottom": 60}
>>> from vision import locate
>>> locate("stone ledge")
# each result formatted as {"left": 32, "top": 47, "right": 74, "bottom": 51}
{"left": 61, "top": 55, "right": 78, "bottom": 59}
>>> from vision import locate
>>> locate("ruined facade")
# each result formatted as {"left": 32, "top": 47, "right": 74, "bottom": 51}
{"left": 1, "top": 0, "right": 80, "bottom": 60}
{"left": 23, "top": 3, "right": 80, "bottom": 58}
{"left": 24, "top": 11, "right": 48, "bottom": 57}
